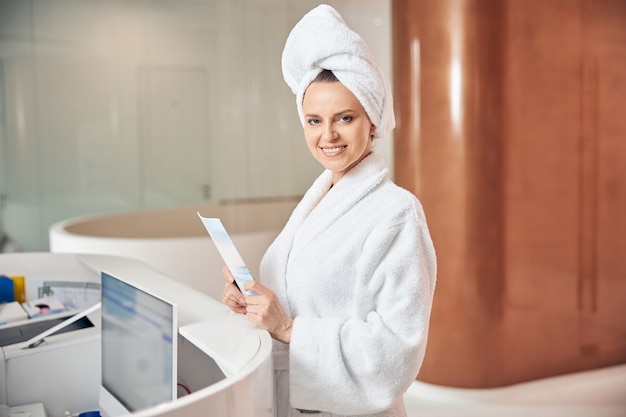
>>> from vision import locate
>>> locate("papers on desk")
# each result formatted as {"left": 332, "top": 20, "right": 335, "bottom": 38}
{"left": 9, "top": 401, "right": 47, "bottom": 417}
{"left": 0, "top": 302, "right": 28, "bottom": 325}
{"left": 33, "top": 280, "right": 100, "bottom": 311}
{"left": 21, "top": 296, "right": 66, "bottom": 319}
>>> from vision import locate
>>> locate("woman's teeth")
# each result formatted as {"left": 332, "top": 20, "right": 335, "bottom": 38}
{"left": 322, "top": 145, "right": 346, "bottom": 153}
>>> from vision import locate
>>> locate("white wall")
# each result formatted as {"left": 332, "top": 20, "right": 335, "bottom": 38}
{"left": 0, "top": 0, "right": 392, "bottom": 251}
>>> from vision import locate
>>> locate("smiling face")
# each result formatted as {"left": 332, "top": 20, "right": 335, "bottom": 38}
{"left": 302, "top": 80, "right": 376, "bottom": 185}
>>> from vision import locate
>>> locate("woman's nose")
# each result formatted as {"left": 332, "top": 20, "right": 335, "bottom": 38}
{"left": 322, "top": 124, "right": 338, "bottom": 141}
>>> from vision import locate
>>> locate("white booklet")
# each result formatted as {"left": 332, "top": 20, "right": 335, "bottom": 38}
{"left": 197, "top": 212, "right": 255, "bottom": 296}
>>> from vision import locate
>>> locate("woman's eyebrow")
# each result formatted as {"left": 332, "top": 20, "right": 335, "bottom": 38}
{"left": 304, "top": 108, "right": 357, "bottom": 118}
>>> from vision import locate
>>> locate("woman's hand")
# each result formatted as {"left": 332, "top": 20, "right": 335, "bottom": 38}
{"left": 243, "top": 280, "right": 293, "bottom": 344}
{"left": 221, "top": 266, "right": 247, "bottom": 314}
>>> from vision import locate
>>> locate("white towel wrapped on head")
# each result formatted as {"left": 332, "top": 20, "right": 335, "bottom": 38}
{"left": 281, "top": 4, "right": 395, "bottom": 139}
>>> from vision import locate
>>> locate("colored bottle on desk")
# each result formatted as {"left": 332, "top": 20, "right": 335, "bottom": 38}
{"left": 11, "top": 275, "right": 26, "bottom": 303}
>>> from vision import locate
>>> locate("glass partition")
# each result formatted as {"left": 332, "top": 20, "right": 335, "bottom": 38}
{"left": 0, "top": 0, "right": 392, "bottom": 251}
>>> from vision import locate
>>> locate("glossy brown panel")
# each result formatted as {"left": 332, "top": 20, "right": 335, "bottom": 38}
{"left": 393, "top": 0, "right": 507, "bottom": 387}
{"left": 501, "top": 0, "right": 586, "bottom": 383}
{"left": 393, "top": 0, "right": 626, "bottom": 388}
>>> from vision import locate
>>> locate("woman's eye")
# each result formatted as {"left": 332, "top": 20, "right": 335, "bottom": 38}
{"left": 338, "top": 115, "right": 353, "bottom": 123}
{"left": 307, "top": 118, "right": 320, "bottom": 125}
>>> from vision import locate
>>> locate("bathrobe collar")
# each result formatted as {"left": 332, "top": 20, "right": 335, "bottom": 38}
{"left": 289, "top": 151, "right": 389, "bottom": 258}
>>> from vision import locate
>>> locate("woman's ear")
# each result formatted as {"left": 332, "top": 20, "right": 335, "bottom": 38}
{"left": 370, "top": 124, "right": 376, "bottom": 139}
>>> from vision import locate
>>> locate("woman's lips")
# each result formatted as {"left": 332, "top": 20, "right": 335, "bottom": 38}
{"left": 320, "top": 145, "right": 347, "bottom": 155}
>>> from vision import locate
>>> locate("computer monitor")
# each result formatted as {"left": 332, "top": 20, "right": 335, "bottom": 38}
{"left": 99, "top": 271, "right": 178, "bottom": 417}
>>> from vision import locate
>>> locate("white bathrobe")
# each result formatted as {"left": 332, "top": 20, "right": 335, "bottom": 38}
{"left": 260, "top": 152, "right": 437, "bottom": 417}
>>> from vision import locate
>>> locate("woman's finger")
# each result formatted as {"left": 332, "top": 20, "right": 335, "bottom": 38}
{"left": 222, "top": 265, "right": 235, "bottom": 283}
{"left": 221, "top": 268, "right": 247, "bottom": 314}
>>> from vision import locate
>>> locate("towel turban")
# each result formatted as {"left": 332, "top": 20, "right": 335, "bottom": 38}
{"left": 281, "top": 4, "right": 396, "bottom": 139}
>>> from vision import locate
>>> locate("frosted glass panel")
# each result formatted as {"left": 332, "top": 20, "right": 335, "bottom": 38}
{"left": 0, "top": 60, "right": 6, "bottom": 234}
{"left": 139, "top": 67, "right": 210, "bottom": 207}
{"left": 0, "top": 0, "right": 392, "bottom": 251}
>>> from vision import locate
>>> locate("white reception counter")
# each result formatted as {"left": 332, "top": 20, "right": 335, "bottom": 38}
{"left": 0, "top": 253, "right": 273, "bottom": 417}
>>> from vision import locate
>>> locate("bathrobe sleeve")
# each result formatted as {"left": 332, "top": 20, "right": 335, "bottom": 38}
{"left": 288, "top": 197, "right": 436, "bottom": 415}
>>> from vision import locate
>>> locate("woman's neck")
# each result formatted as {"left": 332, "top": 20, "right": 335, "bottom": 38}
{"left": 331, "top": 150, "right": 372, "bottom": 186}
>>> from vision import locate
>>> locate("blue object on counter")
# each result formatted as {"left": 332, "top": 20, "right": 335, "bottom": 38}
{"left": 79, "top": 411, "right": 101, "bottom": 417}
{"left": 0, "top": 276, "right": 15, "bottom": 303}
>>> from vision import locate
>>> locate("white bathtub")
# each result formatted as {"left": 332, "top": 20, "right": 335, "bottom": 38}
{"left": 49, "top": 199, "right": 298, "bottom": 300}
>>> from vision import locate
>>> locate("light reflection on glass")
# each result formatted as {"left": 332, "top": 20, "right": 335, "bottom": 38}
{"left": 15, "top": 70, "right": 26, "bottom": 144}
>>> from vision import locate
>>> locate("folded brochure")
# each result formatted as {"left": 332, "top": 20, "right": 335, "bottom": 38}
{"left": 197, "top": 212, "right": 255, "bottom": 296}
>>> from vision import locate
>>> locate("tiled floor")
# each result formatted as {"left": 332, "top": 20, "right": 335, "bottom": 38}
{"left": 404, "top": 364, "right": 626, "bottom": 417}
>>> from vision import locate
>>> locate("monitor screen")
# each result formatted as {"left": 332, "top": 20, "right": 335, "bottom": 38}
{"left": 100, "top": 271, "right": 178, "bottom": 416}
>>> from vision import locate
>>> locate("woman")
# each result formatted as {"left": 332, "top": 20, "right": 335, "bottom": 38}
{"left": 222, "top": 5, "right": 436, "bottom": 417}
